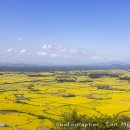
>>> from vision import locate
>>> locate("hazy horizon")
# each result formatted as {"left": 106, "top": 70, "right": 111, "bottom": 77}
{"left": 0, "top": 0, "right": 130, "bottom": 65}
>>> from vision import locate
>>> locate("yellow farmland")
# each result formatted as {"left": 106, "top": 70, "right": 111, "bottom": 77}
{"left": 0, "top": 70, "right": 130, "bottom": 129}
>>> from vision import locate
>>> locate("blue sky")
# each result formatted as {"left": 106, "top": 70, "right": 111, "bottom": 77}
{"left": 0, "top": 0, "right": 130, "bottom": 65}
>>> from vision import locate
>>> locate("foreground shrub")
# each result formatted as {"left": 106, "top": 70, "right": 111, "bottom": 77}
{"left": 54, "top": 110, "right": 130, "bottom": 130}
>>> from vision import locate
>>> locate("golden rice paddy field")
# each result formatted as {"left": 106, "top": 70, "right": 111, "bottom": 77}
{"left": 0, "top": 70, "right": 130, "bottom": 130}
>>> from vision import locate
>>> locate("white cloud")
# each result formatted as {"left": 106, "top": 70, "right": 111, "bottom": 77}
{"left": 68, "top": 49, "right": 79, "bottom": 54}
{"left": 4, "top": 43, "right": 123, "bottom": 64}
{"left": 48, "top": 44, "right": 53, "bottom": 49}
{"left": 42, "top": 44, "right": 53, "bottom": 49}
{"left": 37, "top": 44, "right": 122, "bottom": 63}
{"left": 40, "top": 44, "right": 86, "bottom": 59}
{"left": 37, "top": 52, "right": 59, "bottom": 58}
{"left": 42, "top": 44, "right": 48, "bottom": 49}
{"left": 91, "top": 56, "right": 103, "bottom": 61}
{"left": 42, "top": 44, "right": 63, "bottom": 50}
{"left": 19, "top": 49, "right": 27, "bottom": 54}
{"left": 37, "top": 52, "right": 48, "bottom": 56}
{"left": 107, "top": 56, "right": 120, "bottom": 61}
{"left": 7, "top": 48, "right": 13, "bottom": 53}
{"left": 50, "top": 53, "right": 59, "bottom": 58}
{"left": 90, "top": 55, "right": 120, "bottom": 62}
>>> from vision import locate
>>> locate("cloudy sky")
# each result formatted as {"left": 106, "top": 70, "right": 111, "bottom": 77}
{"left": 0, "top": 0, "right": 130, "bottom": 65}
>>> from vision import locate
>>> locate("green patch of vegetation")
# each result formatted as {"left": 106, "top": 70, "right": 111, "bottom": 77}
{"left": 119, "top": 76, "right": 130, "bottom": 81}
{"left": 54, "top": 110, "right": 130, "bottom": 130}
{"left": 97, "top": 85, "right": 112, "bottom": 90}
{"left": 96, "top": 85, "right": 130, "bottom": 91}
{"left": 62, "top": 93, "right": 76, "bottom": 98}
{"left": 88, "top": 73, "right": 120, "bottom": 78}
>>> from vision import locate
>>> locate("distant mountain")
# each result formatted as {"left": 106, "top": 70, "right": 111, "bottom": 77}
{"left": 0, "top": 62, "right": 130, "bottom": 72}
{"left": 0, "top": 62, "right": 28, "bottom": 67}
